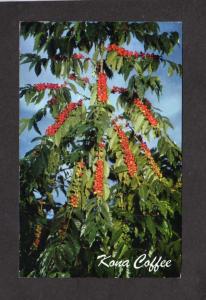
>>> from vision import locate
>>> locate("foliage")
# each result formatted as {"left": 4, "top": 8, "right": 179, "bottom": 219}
{"left": 19, "top": 21, "right": 182, "bottom": 278}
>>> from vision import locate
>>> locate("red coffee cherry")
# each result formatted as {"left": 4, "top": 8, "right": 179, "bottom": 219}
{"left": 113, "top": 121, "right": 138, "bottom": 177}
{"left": 97, "top": 72, "right": 108, "bottom": 103}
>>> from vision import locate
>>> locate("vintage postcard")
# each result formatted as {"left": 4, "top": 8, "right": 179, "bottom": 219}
{"left": 19, "top": 21, "right": 182, "bottom": 278}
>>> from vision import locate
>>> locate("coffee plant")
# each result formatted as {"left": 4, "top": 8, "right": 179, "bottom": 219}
{"left": 19, "top": 22, "right": 182, "bottom": 278}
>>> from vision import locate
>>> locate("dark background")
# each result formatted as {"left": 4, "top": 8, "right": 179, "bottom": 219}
{"left": 0, "top": 0, "right": 206, "bottom": 299}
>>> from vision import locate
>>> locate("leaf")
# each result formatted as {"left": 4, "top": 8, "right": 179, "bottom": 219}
{"left": 103, "top": 184, "right": 110, "bottom": 201}
{"left": 31, "top": 136, "right": 42, "bottom": 143}
{"left": 134, "top": 62, "right": 142, "bottom": 75}
{"left": 47, "top": 37, "right": 56, "bottom": 58}
{"left": 106, "top": 51, "right": 117, "bottom": 67}
{"left": 54, "top": 130, "right": 62, "bottom": 146}
{"left": 35, "top": 61, "right": 42, "bottom": 76}
{"left": 118, "top": 244, "right": 128, "bottom": 259}
{"left": 83, "top": 59, "right": 89, "bottom": 72}
{"left": 92, "top": 47, "right": 99, "bottom": 62}
{"left": 104, "top": 161, "right": 110, "bottom": 178}
{"left": 114, "top": 165, "right": 128, "bottom": 173}
{"left": 109, "top": 132, "right": 117, "bottom": 149}
{"left": 167, "top": 65, "right": 174, "bottom": 77}
{"left": 135, "top": 78, "right": 145, "bottom": 99}
{"left": 90, "top": 85, "right": 97, "bottom": 105}
{"left": 69, "top": 82, "right": 77, "bottom": 94}
{"left": 19, "top": 118, "right": 30, "bottom": 135}
{"left": 100, "top": 202, "right": 112, "bottom": 225}
{"left": 33, "top": 121, "right": 41, "bottom": 135}
{"left": 145, "top": 216, "right": 156, "bottom": 241}
{"left": 110, "top": 229, "right": 122, "bottom": 246}
{"left": 139, "top": 185, "right": 148, "bottom": 201}
{"left": 116, "top": 56, "right": 123, "bottom": 72}
{"left": 133, "top": 114, "right": 145, "bottom": 132}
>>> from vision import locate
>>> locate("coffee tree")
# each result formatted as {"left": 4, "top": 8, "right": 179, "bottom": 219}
{"left": 19, "top": 22, "right": 182, "bottom": 278}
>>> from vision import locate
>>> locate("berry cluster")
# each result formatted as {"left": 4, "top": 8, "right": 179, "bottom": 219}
{"left": 47, "top": 97, "right": 58, "bottom": 106}
{"left": 98, "top": 141, "right": 106, "bottom": 149}
{"left": 107, "top": 44, "right": 159, "bottom": 60}
{"left": 113, "top": 121, "right": 138, "bottom": 177}
{"left": 68, "top": 73, "right": 77, "bottom": 80}
{"left": 93, "top": 159, "right": 104, "bottom": 198}
{"left": 97, "top": 72, "right": 108, "bottom": 103}
{"left": 68, "top": 73, "right": 90, "bottom": 85}
{"left": 58, "top": 222, "right": 68, "bottom": 239}
{"left": 52, "top": 54, "right": 67, "bottom": 61}
{"left": 134, "top": 98, "right": 158, "bottom": 127}
{"left": 33, "top": 224, "right": 42, "bottom": 249}
{"left": 76, "top": 160, "right": 85, "bottom": 177}
{"left": 34, "top": 83, "right": 66, "bottom": 92}
{"left": 68, "top": 160, "right": 85, "bottom": 208}
{"left": 111, "top": 86, "right": 128, "bottom": 94}
{"left": 141, "top": 142, "right": 162, "bottom": 178}
{"left": 45, "top": 100, "right": 82, "bottom": 136}
{"left": 82, "top": 77, "right": 90, "bottom": 84}
{"left": 72, "top": 53, "right": 85, "bottom": 60}
{"left": 70, "top": 195, "right": 79, "bottom": 208}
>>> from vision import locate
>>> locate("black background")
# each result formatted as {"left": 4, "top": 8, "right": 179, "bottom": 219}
{"left": 0, "top": 0, "right": 206, "bottom": 299}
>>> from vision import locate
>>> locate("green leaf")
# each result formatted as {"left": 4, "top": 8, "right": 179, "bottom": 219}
{"left": 19, "top": 118, "right": 30, "bottom": 135}
{"left": 33, "top": 121, "right": 41, "bottom": 135}
{"left": 106, "top": 51, "right": 117, "bottom": 67}
{"left": 103, "top": 184, "right": 110, "bottom": 201}
{"left": 133, "top": 114, "right": 145, "bottom": 132}
{"left": 134, "top": 62, "right": 143, "bottom": 75}
{"left": 104, "top": 161, "right": 110, "bottom": 178}
{"left": 135, "top": 78, "right": 145, "bottom": 99}
{"left": 90, "top": 85, "right": 97, "bottom": 105}
{"left": 167, "top": 65, "right": 174, "bottom": 77}
{"left": 54, "top": 130, "right": 62, "bottom": 146}
{"left": 145, "top": 216, "right": 156, "bottom": 241}
{"left": 100, "top": 202, "right": 112, "bottom": 225}
{"left": 116, "top": 56, "right": 123, "bottom": 72}
{"left": 35, "top": 61, "right": 42, "bottom": 76}
{"left": 69, "top": 82, "right": 77, "bottom": 94}
{"left": 83, "top": 59, "right": 89, "bottom": 72}
{"left": 110, "top": 229, "right": 122, "bottom": 246}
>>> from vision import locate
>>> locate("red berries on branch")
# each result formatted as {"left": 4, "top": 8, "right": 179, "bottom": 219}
{"left": 140, "top": 141, "right": 163, "bottom": 178}
{"left": 93, "top": 159, "right": 104, "bottom": 198}
{"left": 33, "top": 224, "right": 42, "bottom": 249}
{"left": 98, "top": 141, "right": 106, "bottom": 149}
{"left": 45, "top": 100, "right": 83, "bottom": 136}
{"left": 107, "top": 44, "right": 159, "bottom": 60}
{"left": 58, "top": 222, "right": 69, "bottom": 239}
{"left": 134, "top": 98, "right": 158, "bottom": 127}
{"left": 97, "top": 72, "right": 108, "bottom": 103}
{"left": 70, "top": 195, "right": 79, "bottom": 208}
{"left": 93, "top": 142, "right": 105, "bottom": 198}
{"left": 82, "top": 77, "right": 90, "bottom": 84}
{"left": 68, "top": 73, "right": 77, "bottom": 81}
{"left": 34, "top": 83, "right": 66, "bottom": 92}
{"left": 47, "top": 97, "right": 58, "bottom": 106}
{"left": 72, "top": 53, "right": 85, "bottom": 60}
{"left": 140, "top": 141, "right": 152, "bottom": 157}
{"left": 111, "top": 86, "right": 128, "bottom": 94}
{"left": 68, "top": 160, "right": 85, "bottom": 208}
{"left": 76, "top": 160, "right": 85, "bottom": 177}
{"left": 68, "top": 74, "right": 89, "bottom": 84}
{"left": 53, "top": 53, "right": 89, "bottom": 61}
{"left": 52, "top": 54, "right": 68, "bottom": 61}
{"left": 113, "top": 121, "right": 138, "bottom": 177}
{"left": 77, "top": 160, "right": 85, "bottom": 170}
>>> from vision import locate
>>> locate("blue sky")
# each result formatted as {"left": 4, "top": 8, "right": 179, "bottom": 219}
{"left": 19, "top": 22, "right": 182, "bottom": 158}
